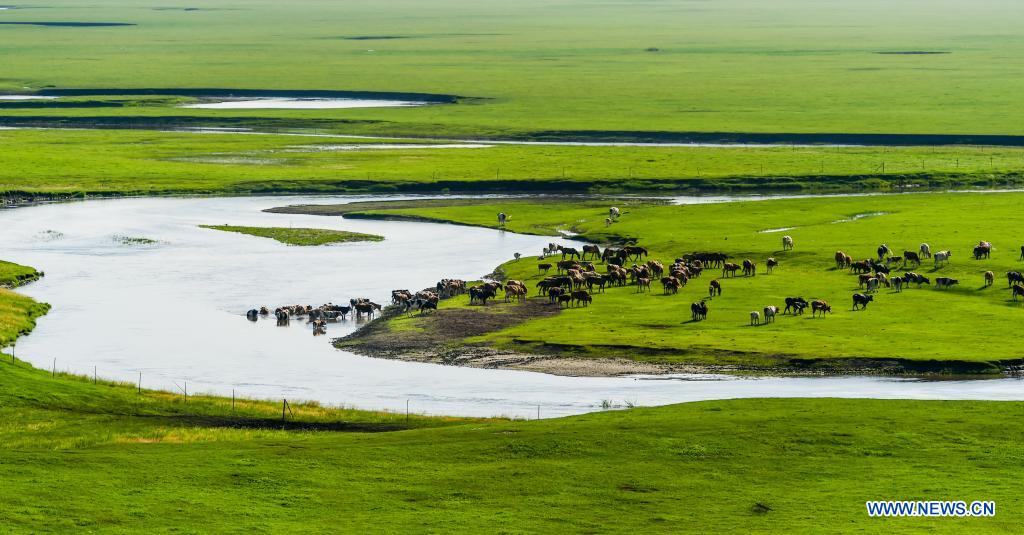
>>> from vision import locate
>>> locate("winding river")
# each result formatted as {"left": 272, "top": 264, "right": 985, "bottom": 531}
{"left": 2, "top": 195, "right": 1023, "bottom": 418}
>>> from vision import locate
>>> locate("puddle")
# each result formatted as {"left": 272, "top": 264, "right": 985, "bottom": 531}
{"left": 832, "top": 211, "right": 890, "bottom": 224}
{"left": 180, "top": 98, "right": 430, "bottom": 110}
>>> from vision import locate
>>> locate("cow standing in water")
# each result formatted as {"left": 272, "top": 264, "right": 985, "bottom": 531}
{"left": 497, "top": 212, "right": 508, "bottom": 226}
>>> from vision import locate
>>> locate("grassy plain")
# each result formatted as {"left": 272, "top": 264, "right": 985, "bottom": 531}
{"left": 340, "top": 192, "right": 1024, "bottom": 370}
{"left": 1, "top": 0, "right": 1024, "bottom": 139}
{"left": 199, "top": 224, "right": 383, "bottom": 245}
{"left": 5, "top": 129, "right": 1024, "bottom": 195}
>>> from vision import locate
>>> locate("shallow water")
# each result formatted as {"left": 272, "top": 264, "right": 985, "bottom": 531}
{"left": 181, "top": 98, "right": 428, "bottom": 109}
{"left": 2, "top": 195, "right": 1023, "bottom": 418}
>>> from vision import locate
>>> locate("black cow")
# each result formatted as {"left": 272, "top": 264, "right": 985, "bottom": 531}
{"left": 852, "top": 293, "right": 873, "bottom": 310}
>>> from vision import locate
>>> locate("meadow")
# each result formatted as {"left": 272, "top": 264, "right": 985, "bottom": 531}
{"left": 341, "top": 192, "right": 1024, "bottom": 371}
{"left": 5, "top": 128, "right": 1024, "bottom": 196}
{"left": 199, "top": 225, "right": 383, "bottom": 245}
{"left": 2, "top": 324, "right": 1023, "bottom": 532}
{"left": 1, "top": 0, "right": 1024, "bottom": 140}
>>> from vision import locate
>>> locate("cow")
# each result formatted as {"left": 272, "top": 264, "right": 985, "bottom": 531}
{"left": 850, "top": 260, "right": 872, "bottom": 274}
{"left": 750, "top": 310, "right": 761, "bottom": 326}
{"left": 935, "top": 277, "right": 960, "bottom": 289}
{"left": 1014, "top": 285, "right": 1024, "bottom": 302}
{"left": 891, "top": 276, "right": 904, "bottom": 292}
{"left": 852, "top": 293, "right": 873, "bottom": 310}
{"left": 636, "top": 277, "right": 651, "bottom": 293}
{"left": 765, "top": 257, "right": 778, "bottom": 274}
{"left": 538, "top": 263, "right": 552, "bottom": 273}
{"left": 708, "top": 279, "right": 722, "bottom": 297}
{"left": 559, "top": 246, "right": 581, "bottom": 260}
{"left": 582, "top": 244, "right": 602, "bottom": 260}
{"left": 782, "top": 235, "right": 794, "bottom": 251}
{"left": 903, "top": 250, "right": 920, "bottom": 267}
{"left": 497, "top": 212, "right": 508, "bottom": 226}
{"left": 571, "top": 290, "right": 592, "bottom": 307}
{"left": 920, "top": 243, "right": 932, "bottom": 259}
{"left": 557, "top": 294, "right": 572, "bottom": 307}
{"left": 547, "top": 287, "right": 565, "bottom": 303}
{"left": 784, "top": 297, "right": 809, "bottom": 315}
{"left": 811, "top": 300, "right": 832, "bottom": 317}
{"left": 742, "top": 259, "right": 757, "bottom": 277}
{"left": 934, "top": 250, "right": 951, "bottom": 267}
{"left": 1008, "top": 271, "right": 1024, "bottom": 288}
{"left": 974, "top": 242, "right": 992, "bottom": 260}
{"left": 690, "top": 300, "right": 709, "bottom": 321}
{"left": 661, "top": 276, "right": 681, "bottom": 294}
{"left": 858, "top": 273, "right": 874, "bottom": 288}
{"left": 1020, "top": 245, "right": 1024, "bottom": 261}
{"left": 609, "top": 206, "right": 620, "bottom": 219}
{"left": 722, "top": 262, "right": 741, "bottom": 277}
{"left": 763, "top": 305, "right": 779, "bottom": 324}
{"left": 865, "top": 278, "right": 879, "bottom": 293}
{"left": 877, "top": 244, "right": 891, "bottom": 262}
{"left": 985, "top": 271, "right": 995, "bottom": 287}
{"left": 246, "top": 309, "right": 259, "bottom": 321}
{"left": 835, "top": 251, "right": 852, "bottom": 269}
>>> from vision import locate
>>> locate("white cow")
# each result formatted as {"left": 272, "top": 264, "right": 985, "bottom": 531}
{"left": 934, "top": 250, "right": 951, "bottom": 267}
{"left": 866, "top": 277, "right": 879, "bottom": 293}
{"left": 750, "top": 310, "right": 761, "bottom": 326}
{"left": 782, "top": 235, "right": 794, "bottom": 251}
{"left": 919, "top": 243, "right": 932, "bottom": 259}
{"left": 763, "top": 305, "right": 778, "bottom": 323}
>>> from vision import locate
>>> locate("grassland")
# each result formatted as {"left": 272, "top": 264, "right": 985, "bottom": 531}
{"left": 2, "top": 0, "right": 1024, "bottom": 140}
{"left": 0, "top": 259, "right": 42, "bottom": 288}
{"left": 6, "top": 129, "right": 1024, "bottom": 196}
{"left": 199, "top": 224, "right": 383, "bottom": 245}
{"left": 329, "top": 192, "right": 1024, "bottom": 372}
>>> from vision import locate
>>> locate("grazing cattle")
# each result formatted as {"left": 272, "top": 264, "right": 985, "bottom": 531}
{"left": 920, "top": 243, "right": 932, "bottom": 259}
{"left": 1008, "top": 271, "right": 1024, "bottom": 288}
{"left": 902, "top": 251, "right": 920, "bottom": 267}
{"left": 973, "top": 241, "right": 992, "bottom": 260}
{"left": 548, "top": 287, "right": 565, "bottom": 303}
{"left": 850, "top": 260, "right": 872, "bottom": 274}
{"left": 876, "top": 272, "right": 890, "bottom": 288}
{"left": 571, "top": 290, "right": 592, "bottom": 307}
{"left": 559, "top": 246, "right": 581, "bottom": 260}
{"left": 469, "top": 285, "right": 497, "bottom": 305}
{"left": 858, "top": 273, "right": 874, "bottom": 288}
{"left": 877, "top": 244, "right": 891, "bottom": 262}
{"left": 605, "top": 218, "right": 612, "bottom": 227}
{"left": 661, "top": 276, "right": 681, "bottom": 294}
{"left": 259, "top": 306, "right": 270, "bottom": 315}
{"left": 934, "top": 250, "right": 951, "bottom": 267}
{"left": 784, "top": 297, "right": 809, "bottom": 315}
{"left": 852, "top": 293, "right": 873, "bottom": 310}
{"left": 623, "top": 246, "right": 648, "bottom": 260}
{"left": 811, "top": 300, "right": 832, "bottom": 317}
{"left": 538, "top": 263, "right": 552, "bottom": 273}
{"left": 742, "top": 259, "right": 757, "bottom": 277}
{"left": 557, "top": 294, "right": 572, "bottom": 307}
{"left": 582, "top": 244, "right": 602, "bottom": 260}
{"left": 246, "top": 309, "right": 259, "bottom": 321}
{"left": 609, "top": 206, "right": 620, "bottom": 219}
{"left": 750, "top": 311, "right": 760, "bottom": 326}
{"left": 708, "top": 279, "right": 722, "bottom": 297}
{"left": 1020, "top": 245, "right": 1024, "bottom": 261}
{"left": 636, "top": 277, "right": 651, "bottom": 293}
{"left": 763, "top": 305, "right": 778, "bottom": 324}
{"left": 886, "top": 256, "right": 903, "bottom": 266}
{"left": 690, "top": 301, "right": 709, "bottom": 321}
{"left": 865, "top": 278, "right": 879, "bottom": 293}
{"left": 935, "top": 277, "right": 960, "bottom": 289}
{"left": 985, "top": 271, "right": 995, "bottom": 287}
{"left": 835, "top": 251, "right": 851, "bottom": 269}
{"left": 782, "top": 235, "right": 794, "bottom": 251}
{"left": 1014, "top": 284, "right": 1024, "bottom": 302}
{"left": 497, "top": 212, "right": 508, "bottom": 226}
{"left": 892, "top": 276, "right": 904, "bottom": 292}
{"left": 646, "top": 260, "right": 665, "bottom": 277}
{"left": 722, "top": 262, "right": 741, "bottom": 277}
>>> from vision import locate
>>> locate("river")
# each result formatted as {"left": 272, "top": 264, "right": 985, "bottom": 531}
{"left": 2, "top": 195, "right": 1022, "bottom": 418}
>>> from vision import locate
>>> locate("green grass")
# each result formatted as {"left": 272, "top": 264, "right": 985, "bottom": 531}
{"left": 3, "top": 266, "right": 1024, "bottom": 532}
{"left": 2, "top": 0, "right": 1024, "bottom": 139}
{"left": 6, "top": 128, "right": 1024, "bottom": 195}
{"left": 199, "top": 224, "right": 383, "bottom": 245}
{"left": 343, "top": 191, "right": 1024, "bottom": 370}
{"left": 0, "top": 260, "right": 42, "bottom": 288}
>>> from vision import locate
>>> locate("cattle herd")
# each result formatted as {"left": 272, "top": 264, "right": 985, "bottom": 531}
{"left": 243, "top": 213, "right": 1024, "bottom": 335}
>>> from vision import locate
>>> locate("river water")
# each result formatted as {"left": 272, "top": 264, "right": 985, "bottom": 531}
{"left": 2, "top": 195, "right": 1022, "bottom": 418}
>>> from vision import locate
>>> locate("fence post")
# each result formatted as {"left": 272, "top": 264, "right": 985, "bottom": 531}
{"left": 93, "top": 366, "right": 97, "bottom": 385}
{"left": 52, "top": 358, "right": 55, "bottom": 377}
{"left": 232, "top": 389, "right": 235, "bottom": 411}
{"left": 138, "top": 372, "right": 142, "bottom": 394}
{"left": 282, "top": 399, "right": 287, "bottom": 421}
{"left": 406, "top": 399, "right": 409, "bottom": 424}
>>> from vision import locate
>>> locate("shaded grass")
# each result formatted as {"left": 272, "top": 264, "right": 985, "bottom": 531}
{"left": 199, "top": 224, "right": 382, "bottom": 245}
